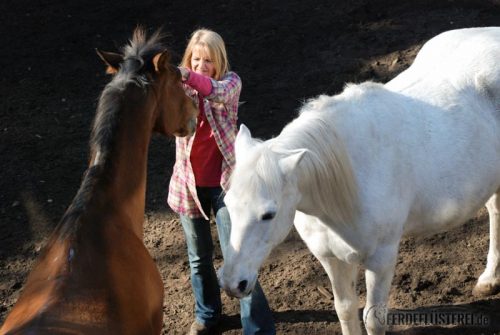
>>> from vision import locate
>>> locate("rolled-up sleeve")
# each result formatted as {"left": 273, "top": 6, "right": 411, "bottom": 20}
{"left": 206, "top": 72, "right": 242, "bottom": 104}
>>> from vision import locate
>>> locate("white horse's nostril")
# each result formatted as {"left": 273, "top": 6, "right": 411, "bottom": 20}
{"left": 237, "top": 280, "right": 248, "bottom": 293}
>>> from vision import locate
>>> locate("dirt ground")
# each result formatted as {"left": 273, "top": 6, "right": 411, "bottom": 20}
{"left": 1, "top": 0, "right": 500, "bottom": 334}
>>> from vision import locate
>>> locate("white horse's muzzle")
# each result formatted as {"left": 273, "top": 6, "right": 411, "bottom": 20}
{"left": 217, "top": 267, "right": 257, "bottom": 299}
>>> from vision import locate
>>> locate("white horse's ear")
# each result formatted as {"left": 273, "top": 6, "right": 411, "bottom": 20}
{"left": 235, "top": 124, "right": 256, "bottom": 160}
{"left": 278, "top": 149, "right": 307, "bottom": 175}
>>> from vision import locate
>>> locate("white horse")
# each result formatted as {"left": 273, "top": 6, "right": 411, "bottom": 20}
{"left": 218, "top": 27, "right": 500, "bottom": 335}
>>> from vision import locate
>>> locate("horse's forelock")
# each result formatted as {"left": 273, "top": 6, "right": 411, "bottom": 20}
{"left": 231, "top": 146, "right": 285, "bottom": 201}
{"left": 123, "top": 27, "right": 165, "bottom": 67}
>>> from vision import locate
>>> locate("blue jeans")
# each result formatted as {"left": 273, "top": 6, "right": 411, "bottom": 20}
{"left": 180, "top": 187, "right": 276, "bottom": 335}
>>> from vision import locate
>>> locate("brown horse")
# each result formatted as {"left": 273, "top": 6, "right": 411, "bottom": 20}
{"left": 0, "top": 28, "right": 198, "bottom": 335}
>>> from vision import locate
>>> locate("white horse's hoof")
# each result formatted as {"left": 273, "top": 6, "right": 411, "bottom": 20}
{"left": 473, "top": 281, "right": 500, "bottom": 297}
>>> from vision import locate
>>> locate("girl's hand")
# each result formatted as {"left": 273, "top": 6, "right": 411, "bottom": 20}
{"left": 178, "top": 67, "right": 190, "bottom": 82}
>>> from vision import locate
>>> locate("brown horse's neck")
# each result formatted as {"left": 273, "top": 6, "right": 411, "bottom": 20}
{"left": 0, "top": 101, "right": 157, "bottom": 335}
{"left": 89, "top": 96, "right": 155, "bottom": 240}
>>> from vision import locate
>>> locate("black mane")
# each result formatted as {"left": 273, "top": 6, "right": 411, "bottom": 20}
{"left": 91, "top": 27, "right": 165, "bottom": 163}
{"left": 59, "top": 28, "right": 167, "bottom": 234}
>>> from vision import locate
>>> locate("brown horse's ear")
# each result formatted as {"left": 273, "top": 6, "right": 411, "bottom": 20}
{"left": 96, "top": 49, "right": 123, "bottom": 74}
{"left": 152, "top": 50, "right": 171, "bottom": 73}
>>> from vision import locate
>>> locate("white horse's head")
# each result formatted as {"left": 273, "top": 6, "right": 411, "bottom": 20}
{"left": 219, "top": 124, "right": 306, "bottom": 298}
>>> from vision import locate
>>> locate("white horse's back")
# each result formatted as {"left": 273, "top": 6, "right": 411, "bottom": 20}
{"left": 314, "top": 27, "right": 500, "bottom": 236}
{"left": 387, "top": 27, "right": 500, "bottom": 110}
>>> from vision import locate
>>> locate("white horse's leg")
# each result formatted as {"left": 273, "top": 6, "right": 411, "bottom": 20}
{"left": 474, "top": 192, "right": 500, "bottom": 296}
{"left": 294, "top": 211, "right": 362, "bottom": 334}
{"left": 363, "top": 245, "right": 399, "bottom": 335}
{"left": 317, "top": 256, "right": 362, "bottom": 335}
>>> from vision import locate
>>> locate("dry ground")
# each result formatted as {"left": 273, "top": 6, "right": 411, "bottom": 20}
{"left": 1, "top": 0, "right": 500, "bottom": 334}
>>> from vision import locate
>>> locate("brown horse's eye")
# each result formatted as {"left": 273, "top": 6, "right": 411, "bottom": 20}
{"left": 173, "top": 66, "right": 182, "bottom": 79}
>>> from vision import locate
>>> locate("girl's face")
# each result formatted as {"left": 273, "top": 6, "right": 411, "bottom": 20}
{"left": 191, "top": 45, "right": 216, "bottom": 78}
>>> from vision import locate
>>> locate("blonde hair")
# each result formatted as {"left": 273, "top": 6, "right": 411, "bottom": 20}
{"left": 180, "top": 29, "right": 230, "bottom": 80}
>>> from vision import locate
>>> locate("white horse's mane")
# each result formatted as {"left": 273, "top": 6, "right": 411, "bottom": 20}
{"left": 238, "top": 90, "right": 360, "bottom": 226}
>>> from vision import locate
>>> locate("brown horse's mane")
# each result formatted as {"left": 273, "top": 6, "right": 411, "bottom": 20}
{"left": 58, "top": 28, "right": 167, "bottom": 237}
{"left": 91, "top": 27, "right": 166, "bottom": 159}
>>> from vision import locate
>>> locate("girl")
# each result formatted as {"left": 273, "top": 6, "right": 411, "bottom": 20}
{"left": 168, "top": 29, "right": 276, "bottom": 335}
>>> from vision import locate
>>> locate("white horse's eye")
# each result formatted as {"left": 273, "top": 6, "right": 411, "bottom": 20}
{"left": 261, "top": 212, "right": 276, "bottom": 221}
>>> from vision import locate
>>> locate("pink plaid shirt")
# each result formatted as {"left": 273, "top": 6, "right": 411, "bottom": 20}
{"left": 168, "top": 71, "right": 241, "bottom": 219}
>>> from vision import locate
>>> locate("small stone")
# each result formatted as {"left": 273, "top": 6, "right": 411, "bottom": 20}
{"left": 446, "top": 287, "right": 462, "bottom": 296}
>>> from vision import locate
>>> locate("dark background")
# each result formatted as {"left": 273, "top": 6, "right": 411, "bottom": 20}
{"left": 1, "top": 1, "right": 499, "bottom": 333}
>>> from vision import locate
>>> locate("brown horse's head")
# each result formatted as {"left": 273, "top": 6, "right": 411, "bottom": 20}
{"left": 96, "top": 28, "right": 198, "bottom": 138}
{"left": 151, "top": 50, "right": 198, "bottom": 136}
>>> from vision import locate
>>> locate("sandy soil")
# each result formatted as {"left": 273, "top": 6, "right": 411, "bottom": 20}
{"left": 1, "top": 0, "right": 500, "bottom": 334}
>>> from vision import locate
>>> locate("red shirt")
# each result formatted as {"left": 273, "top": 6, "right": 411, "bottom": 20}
{"left": 190, "top": 96, "right": 223, "bottom": 187}
{"left": 168, "top": 70, "right": 242, "bottom": 219}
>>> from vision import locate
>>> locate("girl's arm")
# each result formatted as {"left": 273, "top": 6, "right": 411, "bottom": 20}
{"left": 184, "top": 70, "right": 241, "bottom": 104}
{"left": 206, "top": 72, "right": 241, "bottom": 104}
{"left": 183, "top": 70, "right": 212, "bottom": 96}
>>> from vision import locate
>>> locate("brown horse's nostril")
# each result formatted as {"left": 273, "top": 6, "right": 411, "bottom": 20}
{"left": 237, "top": 280, "right": 248, "bottom": 293}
